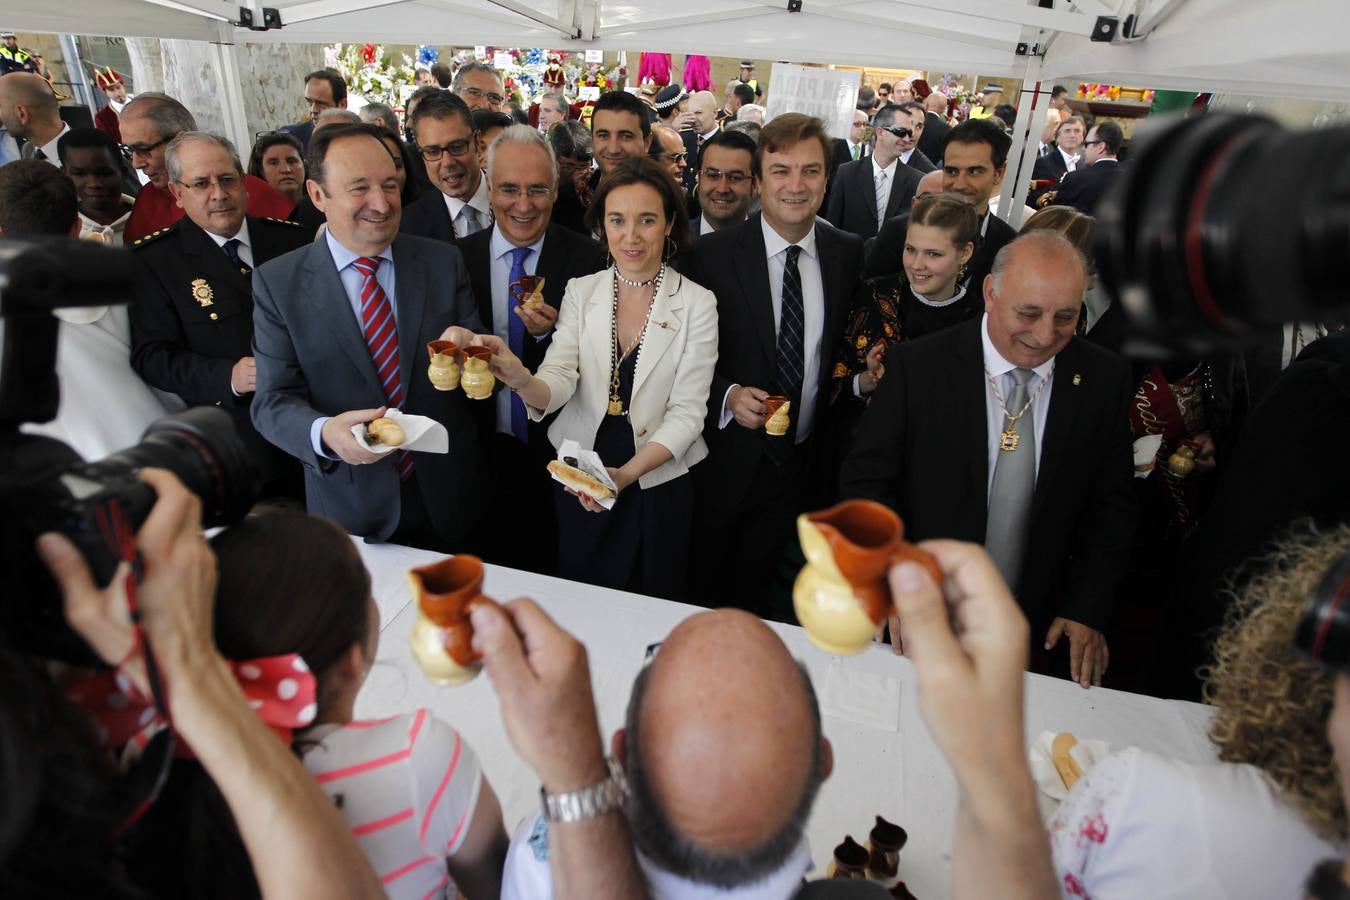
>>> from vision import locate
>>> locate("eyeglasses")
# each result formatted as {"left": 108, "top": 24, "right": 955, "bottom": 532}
{"left": 496, "top": 184, "right": 554, "bottom": 199}
{"left": 460, "top": 86, "right": 505, "bottom": 106}
{"left": 417, "top": 139, "right": 475, "bottom": 160}
{"left": 657, "top": 151, "right": 688, "bottom": 163}
{"left": 1082, "top": 139, "right": 1105, "bottom": 147}
{"left": 175, "top": 173, "right": 243, "bottom": 193}
{"left": 700, "top": 167, "right": 750, "bottom": 185}
{"left": 120, "top": 135, "right": 173, "bottom": 157}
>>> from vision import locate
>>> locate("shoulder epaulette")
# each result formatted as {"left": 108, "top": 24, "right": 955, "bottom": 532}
{"left": 130, "top": 225, "right": 176, "bottom": 249}
{"left": 263, "top": 216, "right": 305, "bottom": 228}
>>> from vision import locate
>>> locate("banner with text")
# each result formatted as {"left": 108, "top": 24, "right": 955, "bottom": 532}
{"left": 764, "top": 63, "right": 860, "bottom": 139}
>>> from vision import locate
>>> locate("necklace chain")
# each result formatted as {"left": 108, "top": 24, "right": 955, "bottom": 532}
{"left": 983, "top": 364, "right": 1053, "bottom": 448}
{"left": 608, "top": 265, "right": 664, "bottom": 416}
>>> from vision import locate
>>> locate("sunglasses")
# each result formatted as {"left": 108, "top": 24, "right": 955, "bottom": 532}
{"left": 877, "top": 126, "right": 913, "bottom": 140}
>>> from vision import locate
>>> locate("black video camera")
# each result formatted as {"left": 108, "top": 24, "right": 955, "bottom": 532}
{"left": 0, "top": 237, "right": 258, "bottom": 664}
{"left": 1095, "top": 113, "right": 1350, "bottom": 357}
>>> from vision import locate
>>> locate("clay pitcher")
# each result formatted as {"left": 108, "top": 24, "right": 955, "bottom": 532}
{"left": 406, "top": 555, "right": 494, "bottom": 685}
{"left": 794, "top": 499, "right": 941, "bottom": 655}
{"left": 460, "top": 346, "right": 496, "bottom": 400}
{"left": 427, "top": 339, "right": 461, "bottom": 391}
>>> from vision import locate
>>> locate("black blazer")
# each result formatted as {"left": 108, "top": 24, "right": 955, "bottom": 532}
{"left": 682, "top": 129, "right": 700, "bottom": 194}
{"left": 1031, "top": 147, "right": 1073, "bottom": 184}
{"left": 903, "top": 148, "right": 937, "bottom": 174}
{"left": 825, "top": 157, "right": 922, "bottom": 241}
{"left": 399, "top": 188, "right": 458, "bottom": 245}
{"left": 279, "top": 120, "right": 314, "bottom": 153}
{"left": 680, "top": 214, "right": 864, "bottom": 513}
{"left": 1051, "top": 159, "right": 1122, "bottom": 216}
{"left": 839, "top": 318, "right": 1137, "bottom": 633}
{"left": 915, "top": 111, "right": 950, "bottom": 163}
{"left": 130, "top": 215, "right": 310, "bottom": 479}
{"left": 863, "top": 209, "right": 1017, "bottom": 289}
{"left": 457, "top": 223, "right": 605, "bottom": 374}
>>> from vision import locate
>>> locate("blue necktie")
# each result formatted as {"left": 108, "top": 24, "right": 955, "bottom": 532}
{"left": 223, "top": 238, "right": 251, "bottom": 274}
{"left": 507, "top": 246, "right": 532, "bottom": 443}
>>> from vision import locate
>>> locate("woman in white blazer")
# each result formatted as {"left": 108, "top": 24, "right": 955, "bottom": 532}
{"left": 486, "top": 158, "right": 718, "bottom": 599}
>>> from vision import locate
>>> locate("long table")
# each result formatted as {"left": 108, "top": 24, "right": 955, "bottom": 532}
{"left": 355, "top": 541, "right": 1217, "bottom": 897}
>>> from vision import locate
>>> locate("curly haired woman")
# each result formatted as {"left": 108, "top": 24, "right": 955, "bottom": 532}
{"left": 1047, "top": 525, "right": 1350, "bottom": 899}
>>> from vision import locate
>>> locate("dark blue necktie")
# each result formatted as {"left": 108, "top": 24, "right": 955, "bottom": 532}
{"left": 767, "top": 245, "right": 805, "bottom": 464}
{"left": 507, "top": 246, "right": 532, "bottom": 443}
{"left": 223, "top": 238, "right": 251, "bottom": 274}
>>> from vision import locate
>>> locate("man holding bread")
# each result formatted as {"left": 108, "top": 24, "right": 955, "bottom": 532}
{"left": 251, "top": 122, "right": 486, "bottom": 551}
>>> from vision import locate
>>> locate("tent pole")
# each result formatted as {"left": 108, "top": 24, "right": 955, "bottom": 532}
{"left": 209, "top": 22, "right": 251, "bottom": 159}
{"left": 1000, "top": 51, "right": 1045, "bottom": 229}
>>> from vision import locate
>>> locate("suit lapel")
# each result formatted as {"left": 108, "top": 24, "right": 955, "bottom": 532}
{"left": 1032, "top": 341, "right": 1084, "bottom": 517}
{"left": 583, "top": 272, "right": 613, "bottom": 375}
{"left": 814, "top": 224, "right": 847, "bottom": 381}
{"left": 954, "top": 321, "right": 992, "bottom": 510}
{"left": 884, "top": 167, "right": 912, "bottom": 221}
{"left": 303, "top": 241, "right": 385, "bottom": 398}
{"left": 392, "top": 236, "right": 428, "bottom": 396}
{"left": 536, "top": 227, "right": 569, "bottom": 310}
{"left": 632, "top": 274, "right": 684, "bottom": 396}
{"left": 466, "top": 231, "right": 494, "bottom": 331}
{"left": 733, "top": 216, "right": 777, "bottom": 364}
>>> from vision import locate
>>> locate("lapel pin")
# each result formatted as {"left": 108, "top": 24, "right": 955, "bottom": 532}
{"left": 1072, "top": 374, "right": 1082, "bottom": 386}
{"left": 654, "top": 320, "right": 671, "bottom": 329}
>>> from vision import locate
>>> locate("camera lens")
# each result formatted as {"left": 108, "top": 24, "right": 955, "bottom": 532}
{"left": 1295, "top": 551, "right": 1350, "bottom": 672}
{"left": 92, "top": 407, "right": 259, "bottom": 527}
{"left": 1096, "top": 113, "right": 1350, "bottom": 355}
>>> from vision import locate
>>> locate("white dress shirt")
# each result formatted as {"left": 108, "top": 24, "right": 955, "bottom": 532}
{"left": 489, "top": 224, "right": 546, "bottom": 435}
{"left": 870, "top": 155, "right": 899, "bottom": 221}
{"left": 34, "top": 121, "right": 70, "bottom": 166}
{"left": 899, "top": 148, "right": 917, "bottom": 166}
{"left": 717, "top": 221, "right": 826, "bottom": 442}
{"left": 1058, "top": 146, "right": 1080, "bottom": 174}
{"left": 442, "top": 176, "right": 492, "bottom": 238}
{"left": 697, "top": 213, "right": 716, "bottom": 236}
{"left": 981, "top": 313, "right": 1054, "bottom": 493}
{"left": 204, "top": 219, "right": 255, "bottom": 269}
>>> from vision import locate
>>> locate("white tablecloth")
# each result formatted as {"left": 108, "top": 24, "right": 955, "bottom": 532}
{"left": 354, "top": 540, "right": 1216, "bottom": 897}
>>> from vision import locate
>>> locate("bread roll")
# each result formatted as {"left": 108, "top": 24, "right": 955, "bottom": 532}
{"left": 547, "top": 459, "right": 615, "bottom": 501}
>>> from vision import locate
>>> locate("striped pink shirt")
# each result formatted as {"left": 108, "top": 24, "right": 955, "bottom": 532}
{"left": 302, "top": 709, "right": 482, "bottom": 900}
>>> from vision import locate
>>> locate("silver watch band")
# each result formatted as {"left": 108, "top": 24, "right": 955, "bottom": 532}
{"left": 540, "top": 757, "right": 628, "bottom": 823}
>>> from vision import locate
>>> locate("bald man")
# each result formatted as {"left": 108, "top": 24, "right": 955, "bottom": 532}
{"left": 843, "top": 232, "right": 1136, "bottom": 689}
{"left": 0, "top": 72, "right": 67, "bottom": 164}
{"left": 501, "top": 608, "right": 840, "bottom": 897}
{"left": 680, "top": 90, "right": 721, "bottom": 192}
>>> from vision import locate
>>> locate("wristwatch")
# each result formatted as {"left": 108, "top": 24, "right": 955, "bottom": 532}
{"left": 540, "top": 757, "right": 628, "bottom": 823}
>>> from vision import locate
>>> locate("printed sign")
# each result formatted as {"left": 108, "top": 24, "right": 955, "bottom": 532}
{"left": 584, "top": 50, "right": 604, "bottom": 63}
{"left": 493, "top": 52, "right": 513, "bottom": 70}
{"left": 764, "top": 63, "right": 861, "bottom": 139}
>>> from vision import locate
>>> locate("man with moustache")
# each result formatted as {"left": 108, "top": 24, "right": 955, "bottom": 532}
{"left": 251, "top": 123, "right": 487, "bottom": 550}
{"left": 842, "top": 232, "right": 1136, "bottom": 688}
{"left": 121, "top": 93, "right": 294, "bottom": 241}
{"left": 400, "top": 91, "right": 490, "bottom": 245}
{"left": 681, "top": 113, "right": 865, "bottom": 618}
{"left": 551, "top": 90, "right": 653, "bottom": 234}
{"left": 58, "top": 127, "right": 135, "bottom": 244}
{"left": 456, "top": 125, "right": 604, "bottom": 572}
{"left": 691, "top": 129, "right": 757, "bottom": 238}
{"left": 129, "top": 132, "right": 309, "bottom": 499}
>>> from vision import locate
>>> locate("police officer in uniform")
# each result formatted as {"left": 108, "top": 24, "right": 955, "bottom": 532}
{"left": 129, "top": 132, "right": 309, "bottom": 499}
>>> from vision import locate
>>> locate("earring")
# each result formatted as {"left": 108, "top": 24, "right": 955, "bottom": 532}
{"left": 663, "top": 235, "right": 677, "bottom": 262}
{"left": 957, "top": 263, "right": 968, "bottom": 283}
{"left": 604, "top": 246, "right": 613, "bottom": 269}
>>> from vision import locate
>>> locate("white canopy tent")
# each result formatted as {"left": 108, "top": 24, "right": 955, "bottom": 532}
{"left": 7, "top": 0, "right": 1350, "bottom": 222}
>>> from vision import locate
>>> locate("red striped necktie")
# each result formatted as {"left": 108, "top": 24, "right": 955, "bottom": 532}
{"left": 352, "top": 256, "right": 413, "bottom": 481}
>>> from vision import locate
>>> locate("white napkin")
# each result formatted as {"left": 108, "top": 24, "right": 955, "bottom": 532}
{"left": 551, "top": 438, "right": 618, "bottom": 510}
{"left": 350, "top": 409, "right": 449, "bottom": 455}
{"left": 1029, "top": 730, "right": 1111, "bottom": 801}
{"left": 1132, "top": 434, "right": 1163, "bottom": 478}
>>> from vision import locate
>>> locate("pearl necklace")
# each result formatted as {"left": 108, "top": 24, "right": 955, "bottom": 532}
{"left": 615, "top": 268, "right": 661, "bottom": 287}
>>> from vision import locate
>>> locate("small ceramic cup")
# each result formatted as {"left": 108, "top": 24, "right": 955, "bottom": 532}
{"left": 460, "top": 346, "right": 496, "bottom": 400}
{"left": 427, "top": 340, "right": 461, "bottom": 391}
{"left": 763, "top": 395, "right": 791, "bottom": 436}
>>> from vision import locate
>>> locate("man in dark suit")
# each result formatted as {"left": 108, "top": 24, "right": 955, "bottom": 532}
{"left": 1030, "top": 114, "right": 1085, "bottom": 192}
{"left": 842, "top": 232, "right": 1137, "bottom": 687}
{"left": 688, "top": 129, "right": 757, "bottom": 238}
{"left": 279, "top": 69, "right": 347, "bottom": 154}
{"left": 251, "top": 123, "right": 487, "bottom": 551}
{"left": 824, "top": 108, "right": 870, "bottom": 214}
{"left": 400, "top": 91, "right": 490, "bottom": 246}
{"left": 1050, "top": 120, "right": 1123, "bottom": 216}
{"left": 915, "top": 91, "right": 951, "bottom": 163}
{"left": 682, "top": 113, "right": 864, "bottom": 618}
{"left": 456, "top": 125, "right": 604, "bottom": 571}
{"left": 864, "top": 118, "right": 1017, "bottom": 286}
{"left": 825, "top": 103, "right": 922, "bottom": 241}
{"left": 895, "top": 101, "right": 937, "bottom": 173}
{"left": 129, "top": 132, "right": 309, "bottom": 498}
{"left": 552, "top": 90, "right": 653, "bottom": 234}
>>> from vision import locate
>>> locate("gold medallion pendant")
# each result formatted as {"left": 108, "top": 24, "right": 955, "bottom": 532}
{"left": 999, "top": 428, "right": 1020, "bottom": 452}
{"left": 191, "top": 278, "right": 214, "bottom": 307}
{"left": 607, "top": 399, "right": 624, "bottom": 416}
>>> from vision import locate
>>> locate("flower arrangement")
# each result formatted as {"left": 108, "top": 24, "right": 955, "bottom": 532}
{"left": 329, "top": 42, "right": 417, "bottom": 107}
{"left": 935, "top": 74, "right": 977, "bottom": 122}
{"left": 416, "top": 45, "right": 438, "bottom": 67}
{"left": 1075, "top": 83, "right": 1156, "bottom": 104}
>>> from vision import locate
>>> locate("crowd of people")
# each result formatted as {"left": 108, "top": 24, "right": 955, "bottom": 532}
{"left": 2, "top": 56, "right": 1348, "bottom": 900}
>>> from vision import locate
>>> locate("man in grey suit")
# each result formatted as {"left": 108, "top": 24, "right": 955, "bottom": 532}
{"left": 252, "top": 122, "right": 487, "bottom": 551}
